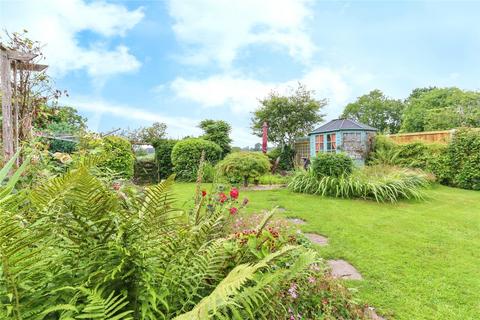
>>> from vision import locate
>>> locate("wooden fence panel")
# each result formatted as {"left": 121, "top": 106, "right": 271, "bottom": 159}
{"left": 387, "top": 130, "right": 453, "bottom": 144}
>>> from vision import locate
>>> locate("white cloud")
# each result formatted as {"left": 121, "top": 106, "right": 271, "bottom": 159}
{"left": 0, "top": 0, "right": 144, "bottom": 78}
{"left": 168, "top": 66, "right": 371, "bottom": 118}
{"left": 167, "top": 0, "right": 316, "bottom": 68}
{"left": 73, "top": 97, "right": 258, "bottom": 146}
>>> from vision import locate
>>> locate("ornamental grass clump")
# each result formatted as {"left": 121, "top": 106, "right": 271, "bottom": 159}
{"left": 289, "top": 165, "right": 429, "bottom": 202}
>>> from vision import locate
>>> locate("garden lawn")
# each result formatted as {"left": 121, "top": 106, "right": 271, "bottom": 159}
{"left": 173, "top": 183, "right": 480, "bottom": 320}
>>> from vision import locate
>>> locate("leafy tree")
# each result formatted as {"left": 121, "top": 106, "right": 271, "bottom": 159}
{"left": 199, "top": 119, "right": 232, "bottom": 156}
{"left": 251, "top": 83, "right": 326, "bottom": 148}
{"left": 401, "top": 87, "right": 480, "bottom": 132}
{"left": 122, "top": 122, "right": 167, "bottom": 144}
{"left": 341, "top": 89, "right": 405, "bottom": 133}
{"left": 253, "top": 143, "right": 262, "bottom": 152}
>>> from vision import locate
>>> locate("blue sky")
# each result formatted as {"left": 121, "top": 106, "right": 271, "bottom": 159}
{"left": 2, "top": 0, "right": 480, "bottom": 146}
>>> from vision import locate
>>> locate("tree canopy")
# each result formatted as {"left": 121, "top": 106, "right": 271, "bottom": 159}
{"left": 199, "top": 119, "right": 232, "bottom": 156}
{"left": 251, "top": 83, "right": 326, "bottom": 147}
{"left": 121, "top": 122, "right": 167, "bottom": 144}
{"left": 341, "top": 89, "right": 404, "bottom": 133}
{"left": 401, "top": 87, "right": 480, "bottom": 132}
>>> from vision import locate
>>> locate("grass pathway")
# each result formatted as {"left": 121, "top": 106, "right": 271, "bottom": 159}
{"left": 174, "top": 183, "right": 480, "bottom": 320}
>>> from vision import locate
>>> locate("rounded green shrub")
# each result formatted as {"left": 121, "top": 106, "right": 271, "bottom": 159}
{"left": 217, "top": 152, "right": 271, "bottom": 186}
{"left": 446, "top": 129, "right": 480, "bottom": 190}
{"left": 311, "top": 153, "right": 354, "bottom": 178}
{"left": 171, "top": 138, "right": 222, "bottom": 181}
{"left": 152, "top": 139, "right": 178, "bottom": 179}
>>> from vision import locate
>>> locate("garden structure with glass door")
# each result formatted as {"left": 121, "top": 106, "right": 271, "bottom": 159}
{"left": 308, "top": 118, "right": 378, "bottom": 164}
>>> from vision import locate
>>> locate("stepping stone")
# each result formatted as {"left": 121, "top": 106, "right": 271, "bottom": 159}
{"left": 364, "top": 306, "right": 386, "bottom": 320}
{"left": 305, "top": 233, "right": 328, "bottom": 246}
{"left": 327, "top": 260, "right": 363, "bottom": 280}
{"left": 286, "top": 217, "right": 306, "bottom": 225}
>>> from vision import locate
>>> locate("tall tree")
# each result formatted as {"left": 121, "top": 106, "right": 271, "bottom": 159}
{"left": 199, "top": 119, "right": 232, "bottom": 156}
{"left": 121, "top": 122, "right": 167, "bottom": 144}
{"left": 251, "top": 83, "right": 326, "bottom": 148}
{"left": 401, "top": 87, "right": 480, "bottom": 132}
{"left": 341, "top": 89, "right": 405, "bottom": 133}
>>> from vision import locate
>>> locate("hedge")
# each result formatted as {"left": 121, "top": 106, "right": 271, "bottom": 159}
{"left": 171, "top": 138, "right": 222, "bottom": 181}
{"left": 311, "top": 153, "right": 354, "bottom": 178}
{"left": 370, "top": 130, "right": 480, "bottom": 190}
{"left": 100, "top": 136, "right": 135, "bottom": 179}
{"left": 152, "top": 139, "right": 178, "bottom": 179}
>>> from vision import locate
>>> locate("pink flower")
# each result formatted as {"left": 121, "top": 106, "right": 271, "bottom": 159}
{"left": 308, "top": 276, "right": 316, "bottom": 283}
{"left": 230, "top": 188, "right": 239, "bottom": 199}
{"left": 229, "top": 207, "right": 238, "bottom": 215}
{"left": 288, "top": 283, "right": 298, "bottom": 299}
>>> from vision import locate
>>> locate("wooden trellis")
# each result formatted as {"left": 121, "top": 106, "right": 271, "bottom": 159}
{"left": 0, "top": 44, "right": 47, "bottom": 163}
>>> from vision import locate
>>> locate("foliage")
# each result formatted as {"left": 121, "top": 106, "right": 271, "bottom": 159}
{"left": 311, "top": 153, "right": 354, "bottom": 178}
{"left": 342, "top": 89, "right": 405, "bottom": 133}
{"left": 288, "top": 166, "right": 429, "bottom": 202}
{"left": 267, "top": 146, "right": 295, "bottom": 171}
{"left": 401, "top": 87, "right": 480, "bottom": 132}
{"left": 217, "top": 152, "right": 271, "bottom": 187}
{"left": 121, "top": 122, "right": 167, "bottom": 144}
{"left": 79, "top": 134, "right": 135, "bottom": 179}
{"left": 171, "top": 138, "right": 222, "bottom": 181}
{"left": 0, "top": 158, "right": 367, "bottom": 320}
{"left": 199, "top": 119, "right": 232, "bottom": 157}
{"left": 443, "top": 129, "right": 480, "bottom": 190}
{"left": 251, "top": 83, "right": 326, "bottom": 148}
{"left": 152, "top": 139, "right": 178, "bottom": 179}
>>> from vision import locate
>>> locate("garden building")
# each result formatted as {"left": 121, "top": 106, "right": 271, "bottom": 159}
{"left": 306, "top": 118, "right": 377, "bottom": 164}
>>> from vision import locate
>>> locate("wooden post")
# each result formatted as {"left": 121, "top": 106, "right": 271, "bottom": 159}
{"left": 0, "top": 51, "right": 14, "bottom": 162}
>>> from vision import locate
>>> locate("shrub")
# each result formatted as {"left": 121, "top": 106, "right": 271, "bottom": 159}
{"left": 267, "top": 145, "right": 295, "bottom": 171}
{"left": 445, "top": 129, "right": 480, "bottom": 190}
{"left": 99, "top": 136, "right": 135, "bottom": 179}
{"left": 311, "top": 153, "right": 354, "bottom": 178}
{"left": 217, "top": 152, "right": 271, "bottom": 186}
{"left": 171, "top": 138, "right": 222, "bottom": 181}
{"left": 152, "top": 139, "right": 177, "bottom": 179}
{"left": 288, "top": 166, "right": 429, "bottom": 202}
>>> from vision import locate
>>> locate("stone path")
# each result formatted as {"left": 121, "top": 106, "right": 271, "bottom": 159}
{"left": 242, "top": 184, "right": 285, "bottom": 191}
{"left": 286, "top": 217, "right": 306, "bottom": 225}
{"left": 327, "top": 259, "right": 363, "bottom": 280}
{"left": 304, "top": 233, "right": 328, "bottom": 246}
{"left": 283, "top": 215, "right": 386, "bottom": 319}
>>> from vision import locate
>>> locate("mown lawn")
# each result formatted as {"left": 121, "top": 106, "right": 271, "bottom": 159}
{"left": 173, "top": 183, "right": 480, "bottom": 320}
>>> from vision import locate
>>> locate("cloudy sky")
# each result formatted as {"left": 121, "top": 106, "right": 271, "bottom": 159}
{"left": 1, "top": 0, "right": 480, "bottom": 146}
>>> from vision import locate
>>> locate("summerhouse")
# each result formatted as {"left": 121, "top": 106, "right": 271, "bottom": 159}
{"left": 308, "top": 118, "right": 377, "bottom": 164}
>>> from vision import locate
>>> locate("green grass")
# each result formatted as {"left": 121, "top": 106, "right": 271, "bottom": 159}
{"left": 173, "top": 183, "right": 480, "bottom": 320}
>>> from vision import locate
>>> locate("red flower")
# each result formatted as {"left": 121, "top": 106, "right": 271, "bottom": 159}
{"left": 230, "top": 188, "right": 239, "bottom": 199}
{"left": 201, "top": 190, "right": 207, "bottom": 197}
{"left": 219, "top": 192, "right": 228, "bottom": 203}
{"left": 229, "top": 207, "right": 238, "bottom": 215}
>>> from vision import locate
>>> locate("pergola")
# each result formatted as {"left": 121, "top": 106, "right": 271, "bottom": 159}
{"left": 0, "top": 44, "right": 48, "bottom": 163}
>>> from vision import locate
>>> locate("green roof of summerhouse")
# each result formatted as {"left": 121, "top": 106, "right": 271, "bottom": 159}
{"left": 309, "top": 118, "right": 377, "bottom": 135}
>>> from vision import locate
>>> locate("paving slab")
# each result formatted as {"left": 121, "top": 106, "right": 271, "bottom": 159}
{"left": 327, "top": 259, "right": 363, "bottom": 280}
{"left": 286, "top": 217, "right": 306, "bottom": 225}
{"left": 364, "top": 306, "right": 386, "bottom": 320}
{"left": 305, "top": 233, "right": 328, "bottom": 246}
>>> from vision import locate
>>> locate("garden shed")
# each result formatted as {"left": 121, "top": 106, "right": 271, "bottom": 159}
{"left": 308, "top": 118, "right": 377, "bottom": 164}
